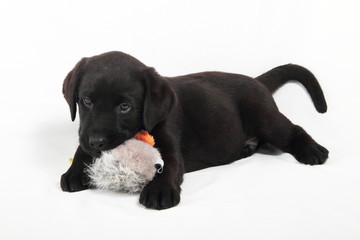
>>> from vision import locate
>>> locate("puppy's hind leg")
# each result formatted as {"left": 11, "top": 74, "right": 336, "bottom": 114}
{"left": 256, "top": 110, "right": 329, "bottom": 165}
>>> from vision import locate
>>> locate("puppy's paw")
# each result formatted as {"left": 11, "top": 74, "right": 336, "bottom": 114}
{"left": 294, "top": 143, "right": 329, "bottom": 165}
{"left": 60, "top": 171, "right": 90, "bottom": 192}
{"left": 242, "top": 138, "right": 260, "bottom": 158}
{"left": 139, "top": 182, "right": 181, "bottom": 210}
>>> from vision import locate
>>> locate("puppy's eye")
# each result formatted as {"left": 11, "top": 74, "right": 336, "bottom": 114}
{"left": 117, "top": 103, "right": 131, "bottom": 113}
{"left": 83, "top": 97, "right": 93, "bottom": 107}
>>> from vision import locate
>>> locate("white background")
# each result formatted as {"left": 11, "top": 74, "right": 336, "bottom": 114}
{"left": 1, "top": 0, "right": 359, "bottom": 239}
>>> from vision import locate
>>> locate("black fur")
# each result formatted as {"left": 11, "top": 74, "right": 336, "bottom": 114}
{"left": 61, "top": 51, "right": 329, "bottom": 210}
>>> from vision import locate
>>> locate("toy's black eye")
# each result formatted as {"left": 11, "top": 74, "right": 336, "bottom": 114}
{"left": 117, "top": 103, "right": 131, "bottom": 113}
{"left": 83, "top": 97, "right": 93, "bottom": 107}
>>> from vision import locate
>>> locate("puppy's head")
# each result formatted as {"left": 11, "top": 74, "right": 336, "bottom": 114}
{"left": 63, "top": 51, "right": 175, "bottom": 157}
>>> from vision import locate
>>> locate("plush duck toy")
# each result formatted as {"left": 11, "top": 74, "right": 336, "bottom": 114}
{"left": 82, "top": 131, "right": 164, "bottom": 193}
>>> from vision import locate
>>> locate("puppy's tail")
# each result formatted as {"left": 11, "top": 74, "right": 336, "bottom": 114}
{"left": 256, "top": 64, "right": 327, "bottom": 113}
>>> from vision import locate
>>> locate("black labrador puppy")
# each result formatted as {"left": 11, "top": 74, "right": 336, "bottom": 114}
{"left": 61, "top": 51, "right": 328, "bottom": 210}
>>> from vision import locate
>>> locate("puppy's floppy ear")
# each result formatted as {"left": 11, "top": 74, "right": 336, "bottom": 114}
{"left": 62, "top": 58, "right": 87, "bottom": 121}
{"left": 142, "top": 68, "right": 176, "bottom": 131}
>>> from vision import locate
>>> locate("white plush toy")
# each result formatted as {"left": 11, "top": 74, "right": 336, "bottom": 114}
{"left": 81, "top": 131, "right": 164, "bottom": 193}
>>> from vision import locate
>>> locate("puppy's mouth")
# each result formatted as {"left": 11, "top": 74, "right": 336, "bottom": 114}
{"left": 80, "top": 146, "right": 102, "bottom": 158}
{"left": 90, "top": 150, "right": 102, "bottom": 158}
{"left": 84, "top": 145, "right": 117, "bottom": 158}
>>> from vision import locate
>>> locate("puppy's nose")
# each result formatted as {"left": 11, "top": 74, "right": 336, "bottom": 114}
{"left": 89, "top": 136, "right": 108, "bottom": 149}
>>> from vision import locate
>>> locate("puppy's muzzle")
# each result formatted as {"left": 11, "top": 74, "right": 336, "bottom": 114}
{"left": 89, "top": 136, "right": 108, "bottom": 150}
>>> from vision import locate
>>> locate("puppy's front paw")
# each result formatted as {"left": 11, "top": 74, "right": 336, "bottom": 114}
{"left": 139, "top": 182, "right": 181, "bottom": 210}
{"left": 60, "top": 171, "right": 90, "bottom": 192}
{"left": 294, "top": 143, "right": 329, "bottom": 165}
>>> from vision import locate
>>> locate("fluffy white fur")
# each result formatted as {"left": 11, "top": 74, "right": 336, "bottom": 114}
{"left": 86, "top": 138, "right": 163, "bottom": 193}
